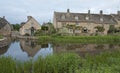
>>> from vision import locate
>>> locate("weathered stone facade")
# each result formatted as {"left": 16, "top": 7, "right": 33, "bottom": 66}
{"left": 20, "top": 16, "right": 41, "bottom": 36}
{"left": 0, "top": 16, "right": 12, "bottom": 36}
{"left": 53, "top": 9, "right": 120, "bottom": 35}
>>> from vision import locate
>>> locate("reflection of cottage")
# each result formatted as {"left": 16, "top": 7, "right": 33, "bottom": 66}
{"left": 20, "top": 40, "right": 41, "bottom": 57}
{"left": 0, "top": 16, "right": 12, "bottom": 36}
{"left": 19, "top": 16, "right": 41, "bottom": 36}
{"left": 53, "top": 9, "right": 120, "bottom": 35}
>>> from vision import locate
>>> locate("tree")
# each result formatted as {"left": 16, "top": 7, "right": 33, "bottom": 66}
{"left": 108, "top": 25, "right": 116, "bottom": 33}
{"left": 95, "top": 26, "right": 105, "bottom": 32}
{"left": 12, "top": 24, "right": 20, "bottom": 31}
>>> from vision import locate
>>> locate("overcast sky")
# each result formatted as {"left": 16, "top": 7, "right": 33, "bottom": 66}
{"left": 0, "top": 0, "right": 120, "bottom": 24}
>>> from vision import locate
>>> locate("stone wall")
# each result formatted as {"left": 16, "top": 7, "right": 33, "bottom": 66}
{"left": 55, "top": 21, "right": 110, "bottom": 35}
{"left": 20, "top": 17, "right": 41, "bottom": 35}
{"left": 0, "top": 24, "right": 11, "bottom": 36}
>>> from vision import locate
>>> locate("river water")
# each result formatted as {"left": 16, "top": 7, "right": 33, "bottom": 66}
{"left": 0, "top": 38, "right": 120, "bottom": 61}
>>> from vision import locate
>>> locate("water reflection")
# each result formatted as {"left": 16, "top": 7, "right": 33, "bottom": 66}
{"left": 53, "top": 43, "right": 120, "bottom": 56}
{"left": 0, "top": 38, "right": 120, "bottom": 61}
{"left": 0, "top": 38, "right": 53, "bottom": 61}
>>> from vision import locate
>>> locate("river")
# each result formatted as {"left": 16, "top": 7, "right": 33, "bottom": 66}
{"left": 0, "top": 38, "right": 120, "bottom": 62}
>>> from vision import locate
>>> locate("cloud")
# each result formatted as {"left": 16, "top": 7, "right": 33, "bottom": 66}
{"left": 0, "top": 0, "right": 119, "bottom": 24}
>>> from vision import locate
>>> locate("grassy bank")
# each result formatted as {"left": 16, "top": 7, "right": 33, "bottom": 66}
{"left": 38, "top": 36, "right": 120, "bottom": 44}
{"left": 0, "top": 35, "right": 3, "bottom": 39}
{"left": 1, "top": 50, "right": 120, "bottom": 73}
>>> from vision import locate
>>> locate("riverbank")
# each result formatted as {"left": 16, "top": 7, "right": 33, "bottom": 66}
{"left": 38, "top": 36, "right": 120, "bottom": 44}
{"left": 0, "top": 49, "right": 120, "bottom": 73}
{"left": 0, "top": 35, "right": 3, "bottom": 41}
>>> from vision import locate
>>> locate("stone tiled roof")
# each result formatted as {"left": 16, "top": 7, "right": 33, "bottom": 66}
{"left": 54, "top": 12, "right": 117, "bottom": 24}
{"left": 111, "top": 14, "right": 120, "bottom": 21}
{"left": 0, "top": 17, "right": 9, "bottom": 29}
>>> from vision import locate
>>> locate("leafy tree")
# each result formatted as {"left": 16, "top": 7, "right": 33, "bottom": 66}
{"left": 12, "top": 24, "right": 20, "bottom": 31}
{"left": 41, "top": 26, "right": 48, "bottom": 31}
{"left": 108, "top": 25, "right": 116, "bottom": 33}
{"left": 95, "top": 26, "right": 105, "bottom": 32}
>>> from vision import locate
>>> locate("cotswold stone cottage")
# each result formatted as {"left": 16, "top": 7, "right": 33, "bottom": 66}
{"left": 53, "top": 9, "right": 120, "bottom": 35}
{"left": 0, "top": 16, "right": 12, "bottom": 36}
{"left": 20, "top": 16, "right": 41, "bottom": 36}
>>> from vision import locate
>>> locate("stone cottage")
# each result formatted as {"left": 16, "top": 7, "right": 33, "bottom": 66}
{"left": 19, "top": 16, "right": 41, "bottom": 36}
{"left": 53, "top": 9, "right": 120, "bottom": 35}
{"left": 0, "top": 16, "right": 12, "bottom": 36}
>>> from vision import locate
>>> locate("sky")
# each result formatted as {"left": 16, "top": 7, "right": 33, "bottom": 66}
{"left": 0, "top": 0, "right": 120, "bottom": 24}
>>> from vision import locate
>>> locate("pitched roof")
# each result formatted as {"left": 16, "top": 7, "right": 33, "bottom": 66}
{"left": 111, "top": 14, "right": 120, "bottom": 21}
{"left": 0, "top": 17, "right": 9, "bottom": 29}
{"left": 54, "top": 12, "right": 117, "bottom": 24}
{"left": 20, "top": 16, "right": 41, "bottom": 28}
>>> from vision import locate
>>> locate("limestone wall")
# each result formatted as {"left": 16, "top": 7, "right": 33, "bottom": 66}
{"left": 0, "top": 24, "right": 11, "bottom": 36}
{"left": 20, "top": 17, "right": 41, "bottom": 35}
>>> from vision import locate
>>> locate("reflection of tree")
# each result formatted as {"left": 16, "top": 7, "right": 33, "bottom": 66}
{"left": 41, "top": 44, "right": 48, "bottom": 48}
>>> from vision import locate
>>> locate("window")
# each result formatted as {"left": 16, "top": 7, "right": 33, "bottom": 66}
{"left": 69, "top": 29, "right": 73, "bottom": 32}
{"left": 75, "top": 16, "right": 79, "bottom": 20}
{"left": 61, "top": 15, "right": 65, "bottom": 19}
{"left": 62, "top": 22, "right": 66, "bottom": 27}
{"left": 100, "top": 18, "right": 103, "bottom": 22}
{"left": 24, "top": 29, "right": 29, "bottom": 33}
{"left": 86, "top": 16, "right": 89, "bottom": 20}
{"left": 82, "top": 27, "right": 88, "bottom": 33}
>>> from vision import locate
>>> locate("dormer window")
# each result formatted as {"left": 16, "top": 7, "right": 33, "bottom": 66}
{"left": 75, "top": 16, "right": 79, "bottom": 20}
{"left": 86, "top": 16, "right": 89, "bottom": 20}
{"left": 61, "top": 15, "right": 65, "bottom": 19}
{"left": 100, "top": 18, "right": 103, "bottom": 22}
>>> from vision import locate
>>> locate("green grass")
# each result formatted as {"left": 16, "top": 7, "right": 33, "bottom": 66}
{"left": 1, "top": 50, "right": 120, "bottom": 73}
{"left": 0, "top": 35, "right": 3, "bottom": 39}
{"left": 38, "top": 36, "right": 120, "bottom": 44}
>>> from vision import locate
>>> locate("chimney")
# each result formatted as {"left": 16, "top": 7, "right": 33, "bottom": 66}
{"left": 88, "top": 10, "right": 90, "bottom": 15}
{"left": 100, "top": 10, "right": 103, "bottom": 16}
{"left": 118, "top": 11, "right": 120, "bottom": 16}
{"left": 3, "top": 16, "right": 5, "bottom": 19}
{"left": 27, "top": 16, "right": 32, "bottom": 20}
{"left": 67, "top": 9, "right": 70, "bottom": 13}
{"left": 100, "top": 10, "right": 103, "bottom": 22}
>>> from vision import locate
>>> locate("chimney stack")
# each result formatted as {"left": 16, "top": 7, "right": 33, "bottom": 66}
{"left": 118, "top": 11, "right": 120, "bottom": 16}
{"left": 27, "top": 16, "right": 32, "bottom": 20}
{"left": 88, "top": 10, "right": 90, "bottom": 15}
{"left": 67, "top": 9, "right": 70, "bottom": 13}
{"left": 3, "top": 16, "right": 5, "bottom": 19}
{"left": 100, "top": 10, "right": 103, "bottom": 16}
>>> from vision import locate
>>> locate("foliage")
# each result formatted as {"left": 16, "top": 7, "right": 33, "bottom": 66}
{"left": 38, "top": 36, "right": 120, "bottom": 44}
{"left": 1, "top": 50, "right": 120, "bottom": 73}
{"left": 108, "top": 25, "right": 120, "bottom": 34}
{"left": 35, "top": 23, "right": 56, "bottom": 36}
{"left": 41, "top": 26, "right": 48, "bottom": 31}
{"left": 34, "top": 53, "right": 81, "bottom": 73}
{"left": 0, "top": 35, "right": 3, "bottom": 39}
{"left": 108, "top": 25, "right": 116, "bottom": 33}
{"left": 12, "top": 24, "right": 20, "bottom": 31}
{"left": 95, "top": 26, "right": 105, "bottom": 32}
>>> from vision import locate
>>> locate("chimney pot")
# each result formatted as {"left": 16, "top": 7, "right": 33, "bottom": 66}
{"left": 88, "top": 10, "right": 90, "bottom": 14}
{"left": 100, "top": 10, "right": 103, "bottom": 15}
{"left": 27, "top": 16, "right": 32, "bottom": 20}
{"left": 67, "top": 9, "right": 70, "bottom": 13}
